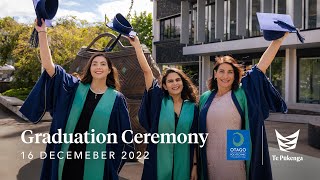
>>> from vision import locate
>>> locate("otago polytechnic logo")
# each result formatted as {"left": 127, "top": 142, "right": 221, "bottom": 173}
{"left": 275, "top": 129, "right": 300, "bottom": 152}
{"left": 227, "top": 130, "right": 250, "bottom": 160}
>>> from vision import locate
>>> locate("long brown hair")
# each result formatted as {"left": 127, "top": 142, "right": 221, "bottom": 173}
{"left": 207, "top": 56, "right": 244, "bottom": 91}
{"left": 161, "top": 68, "right": 198, "bottom": 103}
{"left": 81, "top": 53, "right": 120, "bottom": 91}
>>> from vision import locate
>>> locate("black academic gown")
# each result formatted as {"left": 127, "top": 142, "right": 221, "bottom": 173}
{"left": 199, "top": 66, "right": 287, "bottom": 180}
{"left": 20, "top": 65, "right": 134, "bottom": 180}
{"left": 138, "top": 80, "right": 198, "bottom": 180}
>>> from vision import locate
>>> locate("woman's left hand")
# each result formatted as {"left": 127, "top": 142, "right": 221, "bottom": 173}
{"left": 191, "top": 165, "right": 198, "bottom": 180}
{"left": 126, "top": 36, "right": 141, "bottom": 50}
{"left": 276, "top": 32, "right": 289, "bottom": 42}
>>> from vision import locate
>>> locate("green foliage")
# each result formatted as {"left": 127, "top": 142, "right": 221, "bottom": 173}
{"left": 48, "top": 16, "right": 112, "bottom": 71}
{"left": 0, "top": 13, "right": 154, "bottom": 92}
{"left": 130, "top": 11, "right": 153, "bottom": 51}
{"left": 11, "top": 25, "right": 42, "bottom": 88}
{"left": 0, "top": 16, "right": 115, "bottom": 89}
{"left": 0, "top": 17, "right": 25, "bottom": 65}
{"left": 2, "top": 88, "right": 32, "bottom": 101}
{"left": 182, "top": 65, "right": 199, "bottom": 86}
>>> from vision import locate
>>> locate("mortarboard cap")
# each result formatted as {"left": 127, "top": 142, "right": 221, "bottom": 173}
{"left": 104, "top": 13, "right": 136, "bottom": 52}
{"left": 106, "top": 13, "right": 136, "bottom": 38}
{"left": 29, "top": 0, "right": 59, "bottom": 47}
{"left": 32, "top": 0, "right": 59, "bottom": 27}
{"left": 257, "top": 12, "right": 304, "bottom": 43}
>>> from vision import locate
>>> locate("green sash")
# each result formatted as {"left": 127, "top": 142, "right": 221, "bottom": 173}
{"left": 199, "top": 87, "right": 252, "bottom": 180}
{"left": 58, "top": 83, "right": 117, "bottom": 180}
{"left": 157, "top": 96, "right": 195, "bottom": 180}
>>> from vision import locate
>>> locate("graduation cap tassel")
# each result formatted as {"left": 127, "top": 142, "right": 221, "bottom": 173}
{"left": 274, "top": 20, "right": 305, "bottom": 43}
{"left": 296, "top": 31, "right": 305, "bottom": 43}
{"left": 29, "top": 28, "right": 39, "bottom": 48}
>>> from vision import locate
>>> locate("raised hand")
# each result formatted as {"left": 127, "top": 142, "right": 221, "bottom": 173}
{"left": 126, "top": 36, "right": 141, "bottom": 50}
{"left": 35, "top": 18, "right": 47, "bottom": 33}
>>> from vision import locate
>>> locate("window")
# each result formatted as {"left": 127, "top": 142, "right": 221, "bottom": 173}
{"left": 250, "top": 0, "right": 262, "bottom": 37}
{"left": 174, "top": 16, "right": 181, "bottom": 38}
{"left": 160, "top": 15, "right": 181, "bottom": 40}
{"left": 275, "top": 0, "right": 286, "bottom": 14}
{"left": 306, "top": 0, "right": 320, "bottom": 29}
{"left": 205, "top": 3, "right": 217, "bottom": 42}
{"left": 229, "top": 0, "right": 242, "bottom": 40}
{"left": 298, "top": 57, "right": 320, "bottom": 104}
{"left": 252, "top": 57, "right": 286, "bottom": 97}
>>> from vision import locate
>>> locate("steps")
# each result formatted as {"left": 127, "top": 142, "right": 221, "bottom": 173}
{"left": 308, "top": 120, "right": 320, "bottom": 149}
{"left": 0, "top": 95, "right": 52, "bottom": 121}
{"left": 267, "top": 113, "right": 320, "bottom": 124}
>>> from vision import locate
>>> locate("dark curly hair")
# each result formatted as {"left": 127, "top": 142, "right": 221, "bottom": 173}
{"left": 161, "top": 68, "right": 199, "bottom": 103}
{"left": 81, "top": 53, "right": 120, "bottom": 91}
{"left": 207, "top": 56, "right": 244, "bottom": 91}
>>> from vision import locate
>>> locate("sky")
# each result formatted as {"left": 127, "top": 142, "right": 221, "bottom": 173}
{"left": 0, "top": 0, "right": 153, "bottom": 24}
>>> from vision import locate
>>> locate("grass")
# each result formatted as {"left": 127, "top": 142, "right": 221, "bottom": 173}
{"left": 1, "top": 88, "right": 32, "bottom": 101}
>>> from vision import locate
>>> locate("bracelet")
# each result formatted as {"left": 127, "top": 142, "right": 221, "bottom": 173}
{"left": 193, "top": 162, "right": 197, "bottom": 166}
{"left": 38, "top": 30, "right": 47, "bottom": 33}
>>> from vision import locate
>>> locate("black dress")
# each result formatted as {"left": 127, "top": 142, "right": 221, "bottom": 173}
{"left": 62, "top": 90, "right": 103, "bottom": 180}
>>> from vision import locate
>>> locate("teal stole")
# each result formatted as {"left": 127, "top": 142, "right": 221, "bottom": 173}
{"left": 199, "top": 86, "right": 252, "bottom": 180}
{"left": 58, "top": 83, "right": 117, "bottom": 180}
{"left": 157, "top": 96, "right": 195, "bottom": 180}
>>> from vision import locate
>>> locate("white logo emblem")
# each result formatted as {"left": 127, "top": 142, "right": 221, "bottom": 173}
{"left": 275, "top": 129, "right": 300, "bottom": 152}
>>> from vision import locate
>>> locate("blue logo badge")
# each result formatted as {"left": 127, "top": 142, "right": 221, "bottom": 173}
{"left": 227, "top": 130, "right": 250, "bottom": 160}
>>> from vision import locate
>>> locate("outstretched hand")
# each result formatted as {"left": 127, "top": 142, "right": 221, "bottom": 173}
{"left": 35, "top": 18, "right": 47, "bottom": 33}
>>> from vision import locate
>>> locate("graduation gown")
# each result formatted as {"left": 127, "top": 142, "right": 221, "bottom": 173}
{"left": 199, "top": 66, "right": 287, "bottom": 180}
{"left": 139, "top": 80, "right": 198, "bottom": 180}
{"left": 20, "top": 65, "right": 134, "bottom": 180}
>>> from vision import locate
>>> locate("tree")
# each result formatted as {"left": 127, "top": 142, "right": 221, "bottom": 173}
{"left": 1, "top": 13, "right": 149, "bottom": 89}
{"left": 11, "top": 25, "right": 42, "bottom": 88}
{"left": 0, "top": 17, "right": 24, "bottom": 65}
{"left": 9, "top": 16, "right": 113, "bottom": 88}
{"left": 130, "top": 11, "right": 153, "bottom": 51}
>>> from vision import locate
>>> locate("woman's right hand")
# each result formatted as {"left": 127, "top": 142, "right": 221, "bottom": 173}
{"left": 35, "top": 18, "right": 47, "bottom": 33}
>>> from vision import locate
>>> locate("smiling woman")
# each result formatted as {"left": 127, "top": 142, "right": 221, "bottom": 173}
{"left": 19, "top": 18, "right": 134, "bottom": 180}
{"left": 199, "top": 35, "right": 289, "bottom": 180}
{"left": 127, "top": 36, "right": 199, "bottom": 180}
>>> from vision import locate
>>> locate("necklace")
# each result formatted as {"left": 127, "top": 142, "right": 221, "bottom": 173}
{"left": 90, "top": 87, "right": 105, "bottom": 99}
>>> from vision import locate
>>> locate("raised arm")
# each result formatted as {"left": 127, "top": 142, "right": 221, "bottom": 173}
{"left": 257, "top": 32, "right": 289, "bottom": 73}
{"left": 127, "top": 36, "right": 154, "bottom": 90}
{"left": 35, "top": 19, "right": 55, "bottom": 77}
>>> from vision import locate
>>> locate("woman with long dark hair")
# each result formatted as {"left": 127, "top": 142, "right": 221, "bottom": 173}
{"left": 198, "top": 33, "right": 289, "bottom": 180}
{"left": 127, "top": 36, "right": 199, "bottom": 180}
{"left": 20, "top": 19, "right": 133, "bottom": 180}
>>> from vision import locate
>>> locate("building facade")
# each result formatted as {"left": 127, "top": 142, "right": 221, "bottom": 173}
{"left": 152, "top": 0, "right": 320, "bottom": 109}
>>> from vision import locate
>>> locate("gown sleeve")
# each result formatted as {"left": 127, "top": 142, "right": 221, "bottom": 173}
{"left": 19, "top": 65, "right": 79, "bottom": 123}
{"left": 138, "top": 79, "right": 164, "bottom": 132}
{"left": 106, "top": 92, "right": 135, "bottom": 176}
{"left": 241, "top": 65, "right": 287, "bottom": 120}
